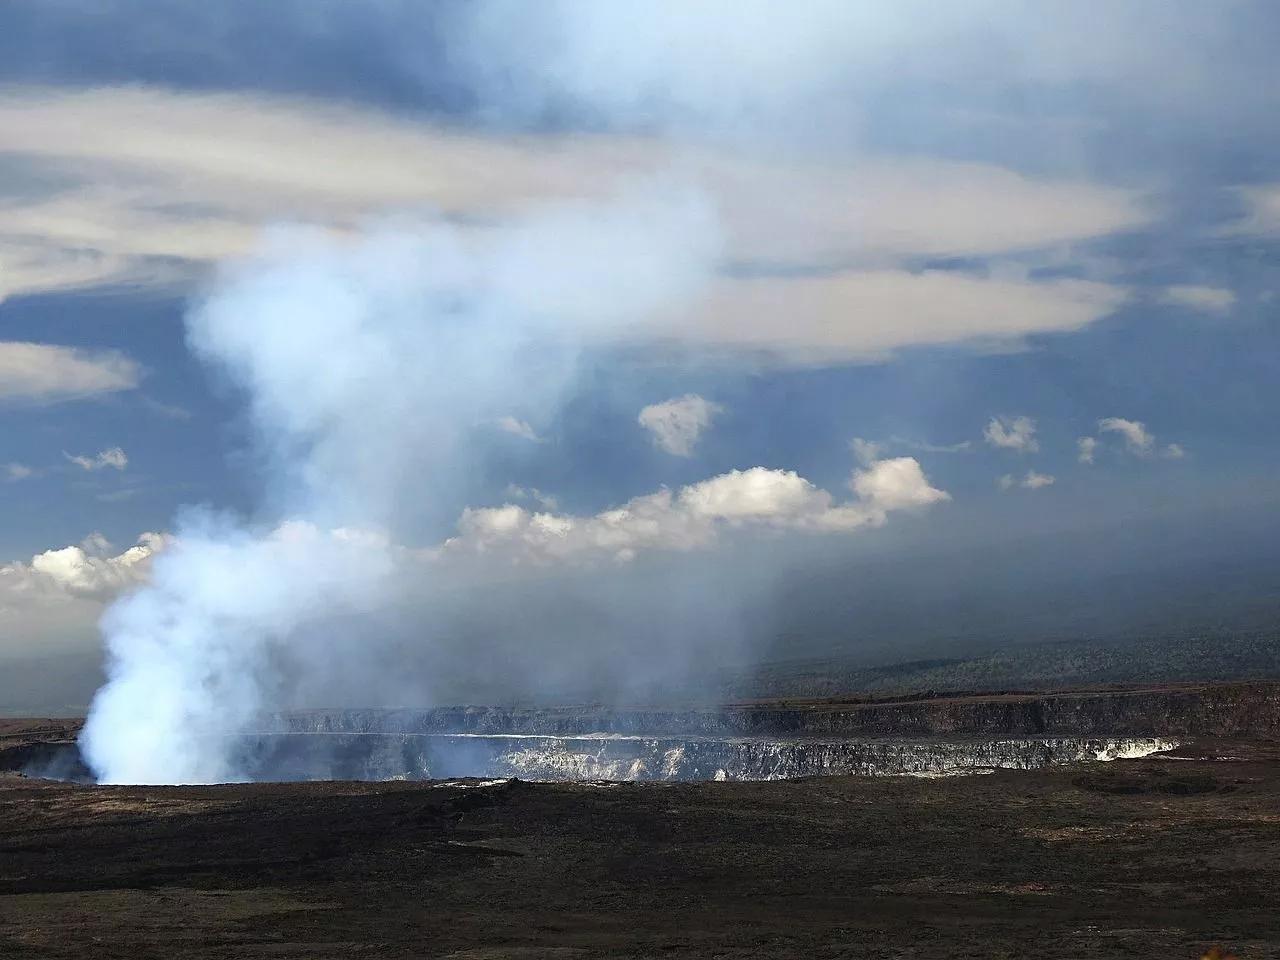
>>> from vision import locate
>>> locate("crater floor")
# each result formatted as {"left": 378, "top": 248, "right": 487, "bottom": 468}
{"left": 0, "top": 740, "right": 1277, "bottom": 958}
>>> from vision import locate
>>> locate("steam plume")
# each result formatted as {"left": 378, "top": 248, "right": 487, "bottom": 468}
{"left": 79, "top": 2, "right": 979, "bottom": 783}
{"left": 81, "top": 193, "right": 719, "bottom": 783}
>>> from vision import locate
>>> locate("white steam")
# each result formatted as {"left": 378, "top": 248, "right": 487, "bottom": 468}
{"left": 81, "top": 191, "right": 721, "bottom": 783}
{"left": 77, "top": 3, "right": 989, "bottom": 785}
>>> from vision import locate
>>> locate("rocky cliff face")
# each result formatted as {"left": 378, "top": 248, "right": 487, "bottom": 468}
{"left": 7, "top": 683, "right": 1272, "bottom": 784}
{"left": 205, "top": 733, "right": 1180, "bottom": 783}
{"left": 272, "top": 682, "right": 1280, "bottom": 740}
{"left": 5, "top": 732, "right": 1176, "bottom": 785}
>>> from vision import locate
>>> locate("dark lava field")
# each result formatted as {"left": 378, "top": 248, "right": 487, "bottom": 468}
{"left": 0, "top": 685, "right": 1277, "bottom": 959}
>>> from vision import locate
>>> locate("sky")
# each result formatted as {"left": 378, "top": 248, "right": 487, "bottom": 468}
{"left": 2, "top": 1, "right": 1280, "bottom": 718}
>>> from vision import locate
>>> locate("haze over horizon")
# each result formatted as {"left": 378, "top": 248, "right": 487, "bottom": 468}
{"left": 2, "top": 2, "right": 1280, "bottom": 726}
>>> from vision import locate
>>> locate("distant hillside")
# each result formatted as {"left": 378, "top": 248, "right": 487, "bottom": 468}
{"left": 730, "top": 631, "right": 1280, "bottom": 700}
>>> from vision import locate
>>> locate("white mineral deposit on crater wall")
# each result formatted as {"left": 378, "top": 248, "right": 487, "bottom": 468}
{"left": 413, "top": 734, "right": 1181, "bottom": 783}
{"left": 13, "top": 733, "right": 1183, "bottom": 785}
{"left": 1093, "top": 738, "right": 1180, "bottom": 761}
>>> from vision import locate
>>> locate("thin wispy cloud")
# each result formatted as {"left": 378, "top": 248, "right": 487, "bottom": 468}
{"left": 983, "top": 416, "right": 1039, "bottom": 454}
{"left": 139, "top": 397, "right": 193, "bottom": 421}
{"left": 638, "top": 394, "right": 724, "bottom": 457}
{"left": 0, "top": 342, "right": 141, "bottom": 405}
{"left": 850, "top": 438, "right": 884, "bottom": 466}
{"left": 494, "top": 417, "right": 542, "bottom": 443}
{"left": 1086, "top": 418, "right": 1186, "bottom": 461}
{"left": 998, "top": 470, "right": 1056, "bottom": 492}
{"left": 4, "top": 463, "right": 36, "bottom": 482}
{"left": 1021, "top": 470, "right": 1056, "bottom": 490}
{"left": 890, "top": 437, "right": 974, "bottom": 454}
{"left": 504, "top": 485, "right": 560, "bottom": 511}
{"left": 1078, "top": 436, "right": 1098, "bottom": 464}
{"left": 0, "top": 87, "right": 1143, "bottom": 366}
{"left": 1161, "top": 285, "right": 1236, "bottom": 314}
{"left": 65, "top": 447, "right": 129, "bottom": 472}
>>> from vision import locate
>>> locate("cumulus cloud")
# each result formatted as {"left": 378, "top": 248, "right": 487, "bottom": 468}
{"left": 983, "top": 416, "right": 1039, "bottom": 453}
{"left": 1078, "top": 436, "right": 1098, "bottom": 464}
{"left": 0, "top": 526, "right": 419, "bottom": 614}
{"left": 1097, "top": 417, "right": 1156, "bottom": 455}
{"left": 1091, "top": 418, "right": 1186, "bottom": 460}
{"left": 1021, "top": 470, "right": 1056, "bottom": 490}
{"left": 1161, "top": 285, "right": 1236, "bottom": 314}
{"left": 638, "top": 393, "right": 723, "bottom": 456}
{"left": 494, "top": 417, "right": 542, "bottom": 442}
{"left": 447, "top": 455, "right": 949, "bottom": 566}
{"left": 0, "top": 342, "right": 141, "bottom": 405}
{"left": 64, "top": 447, "right": 129, "bottom": 472}
{"left": 0, "top": 87, "right": 1139, "bottom": 363}
{"left": 4, "top": 463, "right": 36, "bottom": 482}
{"left": 850, "top": 457, "right": 952, "bottom": 514}
{"left": 0, "top": 533, "right": 168, "bottom": 603}
{"left": 5, "top": 452, "right": 948, "bottom": 603}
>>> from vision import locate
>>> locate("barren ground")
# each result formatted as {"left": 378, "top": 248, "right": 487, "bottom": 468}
{"left": 0, "top": 727, "right": 1277, "bottom": 958}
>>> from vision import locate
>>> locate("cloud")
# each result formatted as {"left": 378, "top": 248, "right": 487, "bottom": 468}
{"left": 850, "top": 437, "right": 883, "bottom": 465}
{"left": 64, "top": 447, "right": 129, "bottom": 472}
{"left": 1161, "top": 285, "right": 1236, "bottom": 314}
{"left": 983, "top": 415, "right": 1039, "bottom": 453}
{"left": 856, "top": 436, "right": 973, "bottom": 461}
{"left": 139, "top": 397, "right": 193, "bottom": 420}
{"left": 1, "top": 2, "right": 1267, "bottom": 141}
{"left": 1078, "top": 436, "right": 1098, "bottom": 464}
{"left": 850, "top": 457, "right": 952, "bottom": 515}
{"left": 0, "top": 533, "right": 168, "bottom": 603}
{"left": 650, "top": 270, "right": 1128, "bottom": 366}
{"left": 96, "top": 489, "right": 143, "bottom": 503}
{"left": 504, "top": 485, "right": 559, "bottom": 511}
{"left": 890, "top": 437, "right": 974, "bottom": 454}
{"left": 1097, "top": 417, "right": 1156, "bottom": 456}
{"left": 1093, "top": 417, "right": 1186, "bottom": 460}
{"left": 452, "top": 1, "right": 1275, "bottom": 135}
{"left": 0, "top": 87, "right": 1140, "bottom": 363}
{"left": 494, "top": 417, "right": 542, "bottom": 442}
{"left": 997, "top": 470, "right": 1055, "bottom": 491}
{"left": 0, "top": 342, "right": 141, "bottom": 405}
{"left": 1021, "top": 470, "right": 1056, "bottom": 490}
{"left": 447, "top": 455, "right": 948, "bottom": 566}
{"left": 1230, "top": 185, "right": 1280, "bottom": 236}
{"left": 4, "top": 463, "right": 36, "bottom": 482}
{"left": 638, "top": 393, "right": 724, "bottom": 456}
{"left": 3, "top": 453, "right": 948, "bottom": 602}
{"left": 0, "top": 449, "right": 947, "bottom": 685}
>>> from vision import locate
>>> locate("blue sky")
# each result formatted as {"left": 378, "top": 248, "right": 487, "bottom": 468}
{"left": 2, "top": 2, "right": 1280, "bottom": 717}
